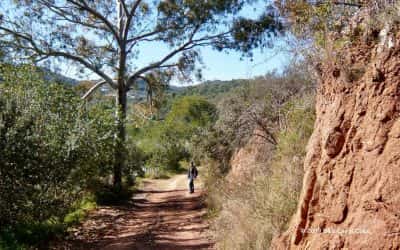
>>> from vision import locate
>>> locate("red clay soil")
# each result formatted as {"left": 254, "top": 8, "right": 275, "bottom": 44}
{"left": 57, "top": 178, "right": 214, "bottom": 250}
{"left": 272, "top": 12, "right": 400, "bottom": 250}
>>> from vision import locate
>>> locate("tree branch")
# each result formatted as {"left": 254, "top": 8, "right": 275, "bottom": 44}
{"left": 0, "top": 25, "right": 117, "bottom": 88}
{"left": 119, "top": 0, "right": 129, "bottom": 17}
{"left": 81, "top": 80, "right": 107, "bottom": 99}
{"left": 247, "top": 110, "right": 278, "bottom": 145}
{"left": 66, "top": 0, "right": 120, "bottom": 41}
{"left": 126, "top": 30, "right": 161, "bottom": 44}
{"left": 47, "top": 51, "right": 117, "bottom": 88}
{"left": 127, "top": 42, "right": 191, "bottom": 86}
{"left": 129, "top": 0, "right": 143, "bottom": 18}
{"left": 126, "top": 26, "right": 204, "bottom": 86}
{"left": 315, "top": 1, "right": 363, "bottom": 7}
{"left": 40, "top": 2, "right": 110, "bottom": 32}
{"left": 253, "top": 132, "right": 277, "bottom": 145}
{"left": 123, "top": 0, "right": 143, "bottom": 42}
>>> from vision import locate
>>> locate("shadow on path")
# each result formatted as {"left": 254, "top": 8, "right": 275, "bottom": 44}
{"left": 60, "top": 183, "right": 213, "bottom": 250}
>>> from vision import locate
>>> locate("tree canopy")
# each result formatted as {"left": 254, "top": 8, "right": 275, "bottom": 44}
{"left": 0, "top": 0, "right": 282, "bottom": 86}
{"left": 0, "top": 0, "right": 283, "bottom": 188}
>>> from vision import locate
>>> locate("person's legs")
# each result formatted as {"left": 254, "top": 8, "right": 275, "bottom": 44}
{"left": 189, "top": 179, "right": 194, "bottom": 193}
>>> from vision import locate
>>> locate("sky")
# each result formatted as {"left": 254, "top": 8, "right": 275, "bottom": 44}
{"left": 129, "top": 1, "right": 291, "bottom": 85}
{"left": 134, "top": 41, "right": 291, "bottom": 86}
{"left": 59, "top": 39, "right": 291, "bottom": 86}
{"left": 62, "top": 0, "right": 291, "bottom": 85}
{"left": 1, "top": 0, "right": 291, "bottom": 86}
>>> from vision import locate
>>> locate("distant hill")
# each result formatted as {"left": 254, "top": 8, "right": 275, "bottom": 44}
{"left": 74, "top": 77, "right": 248, "bottom": 102}
{"left": 0, "top": 65, "right": 78, "bottom": 86}
{"left": 39, "top": 67, "right": 79, "bottom": 85}
{"left": 176, "top": 79, "right": 249, "bottom": 99}
{"left": 96, "top": 79, "right": 176, "bottom": 101}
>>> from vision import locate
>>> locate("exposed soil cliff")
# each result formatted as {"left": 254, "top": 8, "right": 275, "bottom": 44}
{"left": 272, "top": 18, "right": 400, "bottom": 250}
{"left": 227, "top": 128, "right": 272, "bottom": 182}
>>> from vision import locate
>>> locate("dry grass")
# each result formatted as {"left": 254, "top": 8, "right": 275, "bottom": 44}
{"left": 205, "top": 94, "right": 315, "bottom": 250}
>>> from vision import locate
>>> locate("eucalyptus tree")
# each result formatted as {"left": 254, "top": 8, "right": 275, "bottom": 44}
{"left": 0, "top": 0, "right": 282, "bottom": 189}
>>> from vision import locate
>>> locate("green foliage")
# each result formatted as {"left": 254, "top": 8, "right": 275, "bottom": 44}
{"left": 0, "top": 64, "right": 84, "bottom": 226}
{"left": 124, "top": 138, "right": 146, "bottom": 182}
{"left": 63, "top": 195, "right": 96, "bottom": 225}
{"left": 0, "top": 194, "right": 96, "bottom": 250}
{"left": 0, "top": 64, "right": 126, "bottom": 247}
{"left": 133, "top": 96, "right": 216, "bottom": 176}
{"left": 276, "top": 1, "right": 399, "bottom": 66}
{"left": 0, "top": 0, "right": 282, "bottom": 72}
{"left": 0, "top": 220, "right": 65, "bottom": 250}
{"left": 177, "top": 79, "right": 248, "bottom": 99}
{"left": 276, "top": 1, "right": 357, "bottom": 44}
{"left": 208, "top": 93, "right": 315, "bottom": 250}
{"left": 166, "top": 96, "right": 217, "bottom": 137}
{"left": 93, "top": 182, "right": 134, "bottom": 206}
{"left": 199, "top": 64, "right": 313, "bottom": 175}
{"left": 263, "top": 94, "right": 315, "bottom": 231}
{"left": 196, "top": 62, "right": 316, "bottom": 249}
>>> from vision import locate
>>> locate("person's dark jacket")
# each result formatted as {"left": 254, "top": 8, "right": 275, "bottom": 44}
{"left": 188, "top": 166, "right": 198, "bottom": 180}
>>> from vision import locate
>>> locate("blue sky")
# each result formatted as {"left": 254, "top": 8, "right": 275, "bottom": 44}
{"left": 59, "top": 39, "right": 291, "bottom": 85}
{"left": 70, "top": 0, "right": 289, "bottom": 85}
{"left": 189, "top": 46, "right": 289, "bottom": 83}
{"left": 115, "top": 0, "right": 291, "bottom": 85}
{"left": 2, "top": 0, "right": 291, "bottom": 85}
{"left": 135, "top": 41, "right": 291, "bottom": 86}
{"left": 59, "top": 41, "right": 290, "bottom": 86}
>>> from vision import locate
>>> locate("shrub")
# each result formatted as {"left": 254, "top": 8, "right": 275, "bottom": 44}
{"left": 208, "top": 93, "right": 315, "bottom": 250}
{"left": 133, "top": 96, "right": 217, "bottom": 175}
{"left": 0, "top": 64, "right": 83, "bottom": 226}
{"left": 200, "top": 64, "right": 313, "bottom": 176}
{"left": 93, "top": 182, "right": 134, "bottom": 205}
{"left": 0, "top": 64, "right": 116, "bottom": 235}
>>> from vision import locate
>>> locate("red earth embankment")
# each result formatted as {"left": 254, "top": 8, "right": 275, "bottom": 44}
{"left": 272, "top": 13, "right": 400, "bottom": 250}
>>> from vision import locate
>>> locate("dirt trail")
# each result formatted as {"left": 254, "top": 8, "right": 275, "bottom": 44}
{"left": 63, "top": 175, "right": 213, "bottom": 250}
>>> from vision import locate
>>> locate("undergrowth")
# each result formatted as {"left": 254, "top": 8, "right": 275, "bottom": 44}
{"left": 0, "top": 194, "right": 96, "bottom": 250}
{"left": 206, "top": 94, "right": 315, "bottom": 250}
{"left": 0, "top": 178, "right": 141, "bottom": 249}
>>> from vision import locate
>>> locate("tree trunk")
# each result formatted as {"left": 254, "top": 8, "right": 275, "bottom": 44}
{"left": 113, "top": 85, "right": 127, "bottom": 190}
{"left": 113, "top": 0, "right": 128, "bottom": 190}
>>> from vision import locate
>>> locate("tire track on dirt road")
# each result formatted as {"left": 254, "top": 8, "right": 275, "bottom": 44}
{"left": 58, "top": 174, "right": 213, "bottom": 250}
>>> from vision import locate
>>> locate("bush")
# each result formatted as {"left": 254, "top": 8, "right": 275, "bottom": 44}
{"left": 93, "top": 182, "right": 134, "bottom": 205}
{"left": 0, "top": 64, "right": 81, "bottom": 226}
{"left": 207, "top": 93, "right": 315, "bottom": 250}
{"left": 63, "top": 195, "right": 96, "bottom": 225}
{"left": 133, "top": 96, "right": 217, "bottom": 175}
{"left": 0, "top": 220, "right": 65, "bottom": 250}
{"left": 0, "top": 64, "right": 117, "bottom": 242}
{"left": 200, "top": 64, "right": 313, "bottom": 176}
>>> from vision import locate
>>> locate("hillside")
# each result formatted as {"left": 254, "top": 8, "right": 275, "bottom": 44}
{"left": 175, "top": 79, "right": 249, "bottom": 99}
{"left": 272, "top": 7, "right": 400, "bottom": 250}
{"left": 74, "top": 78, "right": 248, "bottom": 103}
{"left": 39, "top": 67, "right": 79, "bottom": 86}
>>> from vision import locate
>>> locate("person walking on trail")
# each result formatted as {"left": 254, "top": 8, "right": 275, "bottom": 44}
{"left": 188, "top": 161, "right": 198, "bottom": 193}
